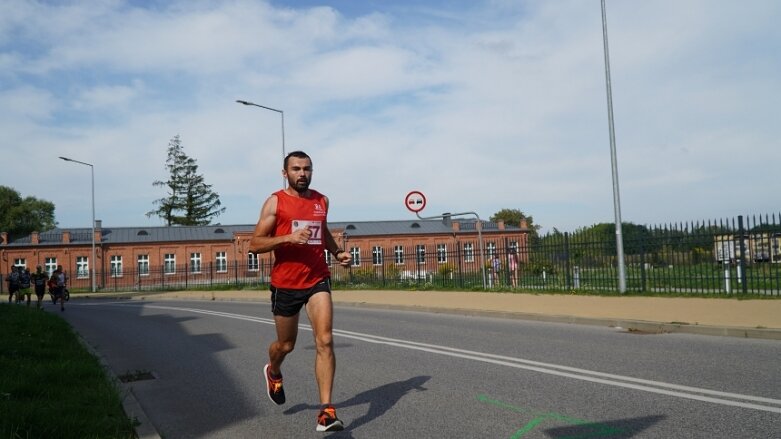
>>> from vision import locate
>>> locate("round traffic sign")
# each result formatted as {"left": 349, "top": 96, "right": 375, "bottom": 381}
{"left": 405, "top": 191, "right": 427, "bottom": 213}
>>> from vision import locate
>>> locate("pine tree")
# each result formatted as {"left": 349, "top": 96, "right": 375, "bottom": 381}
{"left": 147, "top": 135, "right": 226, "bottom": 226}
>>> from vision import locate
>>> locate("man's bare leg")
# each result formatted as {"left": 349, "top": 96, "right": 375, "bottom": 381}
{"left": 305, "top": 291, "right": 335, "bottom": 405}
{"left": 268, "top": 313, "right": 300, "bottom": 375}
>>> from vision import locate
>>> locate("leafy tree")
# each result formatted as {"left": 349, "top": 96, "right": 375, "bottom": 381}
{"left": 0, "top": 186, "right": 56, "bottom": 238}
{"left": 571, "top": 222, "right": 657, "bottom": 255}
{"left": 490, "top": 208, "right": 541, "bottom": 239}
{"left": 147, "top": 135, "right": 226, "bottom": 226}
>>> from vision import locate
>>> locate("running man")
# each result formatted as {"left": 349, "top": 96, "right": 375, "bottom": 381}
{"left": 19, "top": 268, "right": 32, "bottom": 306}
{"left": 31, "top": 266, "right": 48, "bottom": 309}
{"left": 249, "top": 150, "right": 350, "bottom": 432}
{"left": 6, "top": 266, "right": 20, "bottom": 303}
{"left": 50, "top": 265, "right": 67, "bottom": 311}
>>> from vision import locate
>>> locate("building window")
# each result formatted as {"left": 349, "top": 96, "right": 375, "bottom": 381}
{"left": 324, "top": 250, "right": 333, "bottom": 266}
{"left": 248, "top": 252, "right": 259, "bottom": 271}
{"left": 350, "top": 247, "right": 360, "bottom": 267}
{"left": 13, "top": 258, "right": 26, "bottom": 269}
{"left": 164, "top": 254, "right": 176, "bottom": 274}
{"left": 190, "top": 253, "right": 202, "bottom": 273}
{"left": 510, "top": 241, "right": 518, "bottom": 254}
{"left": 137, "top": 255, "right": 149, "bottom": 276}
{"left": 216, "top": 252, "right": 227, "bottom": 273}
{"left": 76, "top": 256, "right": 89, "bottom": 278}
{"left": 110, "top": 255, "right": 123, "bottom": 277}
{"left": 372, "top": 246, "right": 383, "bottom": 266}
{"left": 416, "top": 245, "right": 426, "bottom": 264}
{"left": 394, "top": 245, "right": 404, "bottom": 264}
{"left": 436, "top": 244, "right": 447, "bottom": 263}
{"left": 464, "top": 243, "right": 475, "bottom": 262}
{"left": 487, "top": 242, "right": 497, "bottom": 258}
{"left": 45, "top": 258, "right": 57, "bottom": 276}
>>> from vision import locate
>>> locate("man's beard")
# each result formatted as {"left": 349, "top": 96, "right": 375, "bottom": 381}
{"left": 290, "top": 176, "right": 310, "bottom": 193}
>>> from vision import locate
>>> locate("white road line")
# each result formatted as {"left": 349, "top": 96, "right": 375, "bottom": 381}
{"left": 83, "top": 302, "right": 781, "bottom": 414}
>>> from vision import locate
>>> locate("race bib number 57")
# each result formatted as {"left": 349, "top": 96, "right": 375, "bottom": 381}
{"left": 292, "top": 220, "right": 322, "bottom": 245}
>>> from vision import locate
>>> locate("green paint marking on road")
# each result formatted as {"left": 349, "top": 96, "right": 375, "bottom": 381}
{"left": 477, "top": 394, "right": 627, "bottom": 439}
{"left": 477, "top": 394, "right": 536, "bottom": 414}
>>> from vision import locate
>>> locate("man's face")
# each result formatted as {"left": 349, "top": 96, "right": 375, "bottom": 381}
{"left": 284, "top": 156, "right": 313, "bottom": 193}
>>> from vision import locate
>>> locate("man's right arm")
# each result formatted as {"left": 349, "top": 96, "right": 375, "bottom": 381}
{"left": 248, "top": 195, "right": 284, "bottom": 254}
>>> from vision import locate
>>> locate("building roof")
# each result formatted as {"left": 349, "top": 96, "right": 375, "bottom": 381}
{"left": 329, "top": 219, "right": 522, "bottom": 237}
{"left": 3, "top": 219, "right": 524, "bottom": 246}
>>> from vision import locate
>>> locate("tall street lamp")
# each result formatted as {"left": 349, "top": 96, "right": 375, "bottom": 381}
{"left": 600, "top": 0, "right": 627, "bottom": 293}
{"left": 59, "top": 156, "right": 97, "bottom": 293}
{"left": 236, "top": 100, "right": 286, "bottom": 189}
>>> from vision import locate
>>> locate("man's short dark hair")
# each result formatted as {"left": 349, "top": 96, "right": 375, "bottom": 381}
{"left": 284, "top": 150, "right": 311, "bottom": 170}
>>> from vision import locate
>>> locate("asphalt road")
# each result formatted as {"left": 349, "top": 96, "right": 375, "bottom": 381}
{"left": 56, "top": 300, "right": 781, "bottom": 438}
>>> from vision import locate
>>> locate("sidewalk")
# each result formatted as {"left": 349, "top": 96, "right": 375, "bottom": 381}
{"left": 84, "top": 289, "right": 781, "bottom": 340}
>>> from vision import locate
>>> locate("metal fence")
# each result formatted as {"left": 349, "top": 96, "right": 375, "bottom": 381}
{"left": 525, "top": 214, "right": 781, "bottom": 295}
{"left": 2, "top": 214, "right": 779, "bottom": 295}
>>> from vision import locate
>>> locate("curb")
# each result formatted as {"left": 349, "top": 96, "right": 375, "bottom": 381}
{"left": 75, "top": 332, "right": 162, "bottom": 439}
{"left": 330, "top": 301, "right": 781, "bottom": 341}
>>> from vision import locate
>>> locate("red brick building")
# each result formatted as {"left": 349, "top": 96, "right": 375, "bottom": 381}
{"left": 1, "top": 217, "right": 528, "bottom": 291}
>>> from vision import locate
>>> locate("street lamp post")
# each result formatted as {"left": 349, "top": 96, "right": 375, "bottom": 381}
{"left": 236, "top": 100, "right": 286, "bottom": 189}
{"left": 600, "top": 0, "right": 627, "bottom": 293}
{"left": 59, "top": 156, "right": 96, "bottom": 293}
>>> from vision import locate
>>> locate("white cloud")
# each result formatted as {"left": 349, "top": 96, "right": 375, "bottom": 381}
{"left": 1, "top": 0, "right": 779, "bottom": 233}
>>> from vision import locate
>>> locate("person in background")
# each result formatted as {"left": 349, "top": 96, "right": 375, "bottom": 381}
{"left": 508, "top": 249, "right": 519, "bottom": 288}
{"left": 19, "top": 267, "right": 32, "bottom": 306}
{"left": 6, "top": 266, "right": 20, "bottom": 303}
{"left": 491, "top": 254, "right": 501, "bottom": 287}
{"left": 31, "top": 266, "right": 48, "bottom": 309}
{"left": 50, "top": 265, "right": 67, "bottom": 312}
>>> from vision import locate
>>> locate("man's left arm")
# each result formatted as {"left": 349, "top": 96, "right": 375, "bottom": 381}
{"left": 323, "top": 196, "right": 351, "bottom": 266}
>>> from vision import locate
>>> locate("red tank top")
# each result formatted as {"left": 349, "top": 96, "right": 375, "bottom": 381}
{"left": 270, "top": 189, "right": 331, "bottom": 289}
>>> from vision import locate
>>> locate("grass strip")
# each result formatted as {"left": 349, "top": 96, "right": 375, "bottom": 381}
{"left": 0, "top": 304, "right": 137, "bottom": 439}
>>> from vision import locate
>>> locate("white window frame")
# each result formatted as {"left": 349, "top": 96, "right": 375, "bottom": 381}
{"left": 394, "top": 245, "right": 404, "bottom": 264}
{"left": 110, "top": 255, "right": 123, "bottom": 278}
{"left": 13, "top": 258, "right": 26, "bottom": 269}
{"left": 45, "top": 258, "right": 57, "bottom": 276}
{"left": 76, "top": 256, "right": 89, "bottom": 278}
{"left": 350, "top": 247, "right": 361, "bottom": 267}
{"left": 487, "top": 242, "right": 497, "bottom": 258}
{"left": 416, "top": 245, "right": 426, "bottom": 264}
{"left": 190, "top": 253, "right": 202, "bottom": 273}
{"left": 137, "top": 254, "right": 150, "bottom": 276}
{"left": 215, "top": 252, "right": 228, "bottom": 273}
{"left": 247, "top": 252, "right": 259, "bottom": 271}
{"left": 436, "top": 244, "right": 447, "bottom": 264}
{"left": 164, "top": 254, "right": 176, "bottom": 274}
{"left": 463, "top": 243, "right": 475, "bottom": 263}
{"left": 372, "top": 246, "right": 383, "bottom": 266}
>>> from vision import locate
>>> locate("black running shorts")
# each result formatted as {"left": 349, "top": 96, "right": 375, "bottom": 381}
{"left": 270, "top": 278, "right": 331, "bottom": 317}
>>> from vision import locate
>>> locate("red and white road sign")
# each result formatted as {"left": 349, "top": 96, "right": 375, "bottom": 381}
{"left": 405, "top": 191, "right": 427, "bottom": 213}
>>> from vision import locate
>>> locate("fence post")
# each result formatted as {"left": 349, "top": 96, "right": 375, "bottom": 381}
{"left": 564, "top": 232, "right": 571, "bottom": 290}
{"left": 456, "top": 242, "right": 464, "bottom": 289}
{"left": 639, "top": 239, "right": 647, "bottom": 292}
{"left": 737, "top": 215, "right": 748, "bottom": 294}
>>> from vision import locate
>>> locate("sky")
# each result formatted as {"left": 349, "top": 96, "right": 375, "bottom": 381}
{"left": 1, "top": 0, "right": 779, "bottom": 234}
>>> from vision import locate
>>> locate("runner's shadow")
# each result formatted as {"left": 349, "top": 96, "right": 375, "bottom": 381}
{"left": 284, "top": 375, "right": 430, "bottom": 434}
